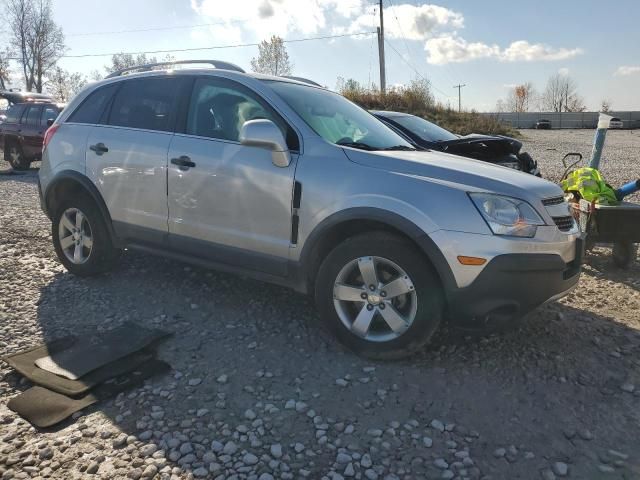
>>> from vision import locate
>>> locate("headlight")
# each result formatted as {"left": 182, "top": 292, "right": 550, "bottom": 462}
{"left": 469, "top": 193, "right": 545, "bottom": 238}
{"left": 498, "top": 161, "right": 520, "bottom": 170}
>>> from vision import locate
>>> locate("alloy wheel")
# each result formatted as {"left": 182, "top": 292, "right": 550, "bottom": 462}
{"left": 333, "top": 256, "right": 418, "bottom": 342}
{"left": 58, "top": 208, "right": 94, "bottom": 264}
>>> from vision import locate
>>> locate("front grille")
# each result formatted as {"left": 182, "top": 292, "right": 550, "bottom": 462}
{"left": 543, "top": 196, "right": 565, "bottom": 206}
{"left": 553, "top": 215, "right": 575, "bottom": 232}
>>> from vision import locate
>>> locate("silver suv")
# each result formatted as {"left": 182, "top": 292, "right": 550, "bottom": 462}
{"left": 39, "top": 60, "right": 583, "bottom": 359}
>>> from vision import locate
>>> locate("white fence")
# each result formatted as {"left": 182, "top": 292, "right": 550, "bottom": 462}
{"left": 479, "top": 111, "right": 640, "bottom": 129}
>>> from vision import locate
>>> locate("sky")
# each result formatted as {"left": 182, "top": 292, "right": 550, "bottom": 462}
{"left": 2, "top": 0, "right": 640, "bottom": 111}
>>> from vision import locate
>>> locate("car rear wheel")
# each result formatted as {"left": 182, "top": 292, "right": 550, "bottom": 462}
{"left": 315, "top": 232, "right": 444, "bottom": 359}
{"left": 52, "top": 194, "right": 121, "bottom": 276}
{"left": 5, "top": 143, "right": 29, "bottom": 170}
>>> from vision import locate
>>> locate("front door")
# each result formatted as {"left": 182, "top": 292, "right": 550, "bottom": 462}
{"left": 167, "top": 76, "right": 299, "bottom": 276}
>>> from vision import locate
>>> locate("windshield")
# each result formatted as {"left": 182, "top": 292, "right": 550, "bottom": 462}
{"left": 267, "top": 81, "right": 414, "bottom": 151}
{"left": 391, "top": 115, "right": 458, "bottom": 143}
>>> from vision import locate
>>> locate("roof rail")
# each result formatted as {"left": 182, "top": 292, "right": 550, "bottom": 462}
{"left": 281, "top": 76, "right": 323, "bottom": 88}
{"left": 105, "top": 59, "right": 245, "bottom": 79}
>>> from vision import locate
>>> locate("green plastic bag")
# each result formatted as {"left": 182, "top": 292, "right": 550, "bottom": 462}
{"left": 561, "top": 167, "right": 619, "bottom": 205}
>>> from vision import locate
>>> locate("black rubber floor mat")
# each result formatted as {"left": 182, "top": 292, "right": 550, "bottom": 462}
{"left": 3, "top": 338, "right": 153, "bottom": 396}
{"left": 7, "top": 359, "right": 170, "bottom": 428}
{"left": 34, "top": 322, "right": 170, "bottom": 380}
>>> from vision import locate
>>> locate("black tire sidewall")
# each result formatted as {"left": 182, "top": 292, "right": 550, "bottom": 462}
{"left": 315, "top": 232, "right": 444, "bottom": 359}
{"left": 52, "top": 194, "right": 117, "bottom": 276}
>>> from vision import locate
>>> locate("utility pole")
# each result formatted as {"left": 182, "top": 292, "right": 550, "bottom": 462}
{"left": 453, "top": 84, "right": 466, "bottom": 112}
{"left": 377, "top": 0, "right": 386, "bottom": 93}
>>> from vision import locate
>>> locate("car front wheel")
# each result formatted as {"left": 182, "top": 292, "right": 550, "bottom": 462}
{"left": 315, "top": 232, "right": 444, "bottom": 359}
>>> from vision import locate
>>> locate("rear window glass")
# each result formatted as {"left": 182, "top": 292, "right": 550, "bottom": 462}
{"left": 25, "top": 106, "right": 42, "bottom": 126}
{"left": 5, "top": 104, "right": 25, "bottom": 123}
{"left": 68, "top": 84, "right": 118, "bottom": 124}
{"left": 108, "top": 78, "right": 180, "bottom": 132}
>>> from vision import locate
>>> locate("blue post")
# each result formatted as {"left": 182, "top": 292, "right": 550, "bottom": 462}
{"left": 589, "top": 113, "right": 613, "bottom": 169}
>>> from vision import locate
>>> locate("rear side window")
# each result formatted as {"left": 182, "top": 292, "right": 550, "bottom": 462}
{"left": 108, "top": 77, "right": 180, "bottom": 132}
{"left": 25, "top": 106, "right": 42, "bottom": 126}
{"left": 5, "top": 104, "right": 25, "bottom": 123}
{"left": 41, "top": 106, "right": 60, "bottom": 126}
{"left": 68, "top": 84, "right": 118, "bottom": 124}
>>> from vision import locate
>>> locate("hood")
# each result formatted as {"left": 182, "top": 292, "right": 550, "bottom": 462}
{"left": 343, "top": 148, "right": 562, "bottom": 202}
{"left": 437, "top": 135, "right": 522, "bottom": 161}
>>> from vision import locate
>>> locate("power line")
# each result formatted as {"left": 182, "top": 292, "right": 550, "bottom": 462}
{"left": 64, "top": 19, "right": 250, "bottom": 37}
{"left": 383, "top": 39, "right": 450, "bottom": 99}
{"left": 5, "top": 31, "right": 376, "bottom": 61}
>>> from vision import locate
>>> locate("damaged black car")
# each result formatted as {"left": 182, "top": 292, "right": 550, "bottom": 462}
{"left": 372, "top": 110, "right": 540, "bottom": 176}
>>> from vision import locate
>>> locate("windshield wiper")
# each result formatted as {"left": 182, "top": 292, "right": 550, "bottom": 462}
{"left": 380, "top": 145, "right": 417, "bottom": 151}
{"left": 335, "top": 140, "right": 376, "bottom": 151}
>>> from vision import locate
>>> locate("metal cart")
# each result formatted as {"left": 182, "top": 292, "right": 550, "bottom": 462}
{"left": 561, "top": 153, "right": 640, "bottom": 269}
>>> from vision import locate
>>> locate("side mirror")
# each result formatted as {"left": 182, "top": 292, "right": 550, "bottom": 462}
{"left": 46, "top": 118, "right": 54, "bottom": 127}
{"left": 239, "top": 119, "right": 290, "bottom": 168}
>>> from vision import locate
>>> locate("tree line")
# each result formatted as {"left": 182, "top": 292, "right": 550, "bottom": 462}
{"left": 497, "top": 74, "right": 612, "bottom": 113}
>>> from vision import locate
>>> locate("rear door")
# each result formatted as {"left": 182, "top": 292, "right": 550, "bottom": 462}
{"left": 0, "top": 104, "right": 25, "bottom": 151}
{"left": 85, "top": 76, "right": 188, "bottom": 245}
{"left": 21, "top": 105, "right": 44, "bottom": 158}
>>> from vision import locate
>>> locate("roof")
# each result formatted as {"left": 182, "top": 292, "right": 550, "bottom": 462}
{"left": 0, "top": 90, "right": 54, "bottom": 104}
{"left": 370, "top": 110, "right": 413, "bottom": 118}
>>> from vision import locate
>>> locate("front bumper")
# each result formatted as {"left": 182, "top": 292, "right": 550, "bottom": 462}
{"left": 446, "top": 236, "right": 584, "bottom": 328}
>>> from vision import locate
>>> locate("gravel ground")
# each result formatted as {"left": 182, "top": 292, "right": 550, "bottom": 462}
{"left": 1, "top": 130, "right": 639, "bottom": 480}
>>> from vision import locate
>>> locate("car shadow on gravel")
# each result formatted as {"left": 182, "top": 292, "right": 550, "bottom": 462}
{"left": 10, "top": 250, "right": 638, "bottom": 478}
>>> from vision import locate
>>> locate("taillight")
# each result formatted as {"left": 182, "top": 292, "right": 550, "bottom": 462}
{"left": 43, "top": 124, "right": 60, "bottom": 151}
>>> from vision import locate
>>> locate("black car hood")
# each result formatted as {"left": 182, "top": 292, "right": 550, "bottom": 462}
{"left": 436, "top": 134, "right": 522, "bottom": 161}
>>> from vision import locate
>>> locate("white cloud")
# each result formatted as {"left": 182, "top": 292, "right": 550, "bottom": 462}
{"left": 191, "top": 0, "right": 366, "bottom": 41}
{"left": 425, "top": 35, "right": 583, "bottom": 65}
{"left": 345, "top": 3, "right": 463, "bottom": 40}
{"left": 558, "top": 67, "right": 570, "bottom": 76}
{"left": 425, "top": 35, "right": 499, "bottom": 64}
{"left": 614, "top": 65, "right": 640, "bottom": 76}
{"left": 501, "top": 41, "right": 582, "bottom": 62}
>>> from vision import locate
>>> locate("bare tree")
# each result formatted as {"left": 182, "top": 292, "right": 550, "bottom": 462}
{"left": 0, "top": 49, "right": 11, "bottom": 90}
{"left": 600, "top": 99, "right": 612, "bottom": 113}
{"left": 540, "top": 73, "right": 585, "bottom": 112}
{"left": 250, "top": 36, "right": 292, "bottom": 76}
{"left": 6, "top": 0, "right": 66, "bottom": 92}
{"left": 46, "top": 66, "right": 87, "bottom": 102}
{"left": 102, "top": 53, "right": 176, "bottom": 76}
{"left": 505, "top": 82, "right": 535, "bottom": 112}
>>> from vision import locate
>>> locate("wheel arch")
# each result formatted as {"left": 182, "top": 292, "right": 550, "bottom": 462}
{"left": 43, "top": 170, "right": 121, "bottom": 247}
{"left": 299, "top": 207, "right": 457, "bottom": 297}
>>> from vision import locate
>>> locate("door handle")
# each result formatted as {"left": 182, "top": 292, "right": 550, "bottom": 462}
{"left": 171, "top": 155, "right": 196, "bottom": 170}
{"left": 89, "top": 143, "right": 109, "bottom": 155}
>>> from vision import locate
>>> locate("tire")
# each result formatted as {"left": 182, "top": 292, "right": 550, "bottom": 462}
{"left": 612, "top": 241, "right": 638, "bottom": 269}
{"left": 52, "top": 193, "right": 121, "bottom": 276}
{"left": 315, "top": 232, "right": 444, "bottom": 359}
{"left": 5, "top": 143, "right": 30, "bottom": 170}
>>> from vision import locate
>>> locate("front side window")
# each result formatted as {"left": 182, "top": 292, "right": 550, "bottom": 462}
{"left": 25, "top": 105, "right": 42, "bottom": 126}
{"left": 267, "top": 81, "right": 414, "bottom": 151}
{"left": 68, "top": 83, "right": 118, "bottom": 125}
{"left": 186, "top": 77, "right": 296, "bottom": 149}
{"left": 109, "top": 77, "right": 180, "bottom": 132}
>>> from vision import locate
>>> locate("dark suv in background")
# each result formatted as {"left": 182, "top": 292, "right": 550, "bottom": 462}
{"left": 0, "top": 100, "right": 61, "bottom": 170}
